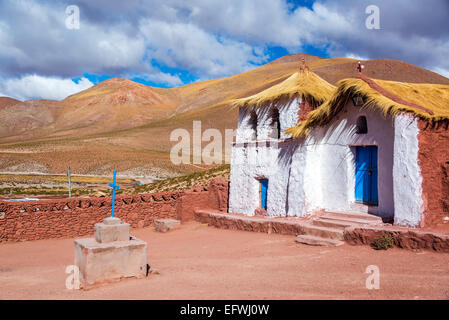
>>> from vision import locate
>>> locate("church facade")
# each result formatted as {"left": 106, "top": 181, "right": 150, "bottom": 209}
{"left": 228, "top": 69, "right": 449, "bottom": 227}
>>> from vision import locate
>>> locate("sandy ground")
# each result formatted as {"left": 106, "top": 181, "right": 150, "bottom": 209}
{"left": 1, "top": 222, "right": 449, "bottom": 300}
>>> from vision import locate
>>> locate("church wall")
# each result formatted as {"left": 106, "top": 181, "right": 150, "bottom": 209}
{"left": 289, "top": 101, "right": 396, "bottom": 218}
{"left": 232, "top": 97, "right": 433, "bottom": 227}
{"left": 235, "top": 98, "right": 300, "bottom": 142}
{"left": 229, "top": 99, "right": 300, "bottom": 217}
{"left": 392, "top": 114, "right": 423, "bottom": 227}
{"left": 279, "top": 97, "right": 300, "bottom": 139}
{"left": 228, "top": 141, "right": 292, "bottom": 216}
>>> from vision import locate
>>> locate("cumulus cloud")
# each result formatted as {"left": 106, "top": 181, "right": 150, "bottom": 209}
{"left": 0, "top": 0, "right": 448, "bottom": 101}
{"left": 432, "top": 67, "right": 449, "bottom": 79}
{"left": 0, "top": 75, "right": 94, "bottom": 100}
{"left": 172, "top": 0, "right": 449, "bottom": 74}
{"left": 139, "top": 19, "right": 267, "bottom": 78}
{"left": 0, "top": 0, "right": 147, "bottom": 77}
{"left": 137, "top": 70, "right": 183, "bottom": 87}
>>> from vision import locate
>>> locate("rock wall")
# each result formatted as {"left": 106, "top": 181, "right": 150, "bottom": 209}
{"left": 0, "top": 177, "right": 229, "bottom": 243}
{"left": 344, "top": 225, "right": 449, "bottom": 252}
{"left": 417, "top": 120, "right": 449, "bottom": 227}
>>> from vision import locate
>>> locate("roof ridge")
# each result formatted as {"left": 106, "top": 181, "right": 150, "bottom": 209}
{"left": 230, "top": 70, "right": 335, "bottom": 109}
{"left": 359, "top": 73, "right": 434, "bottom": 115}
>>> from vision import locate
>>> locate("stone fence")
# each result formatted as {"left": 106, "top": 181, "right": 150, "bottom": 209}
{"left": 0, "top": 177, "right": 229, "bottom": 243}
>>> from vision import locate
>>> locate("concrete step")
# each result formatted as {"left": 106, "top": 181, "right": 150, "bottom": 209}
{"left": 312, "top": 218, "right": 357, "bottom": 230}
{"left": 319, "top": 215, "right": 381, "bottom": 226}
{"left": 323, "top": 211, "right": 383, "bottom": 224}
{"left": 296, "top": 234, "right": 345, "bottom": 247}
{"left": 301, "top": 223, "right": 344, "bottom": 240}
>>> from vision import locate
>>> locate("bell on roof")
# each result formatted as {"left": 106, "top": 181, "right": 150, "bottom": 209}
{"left": 357, "top": 61, "right": 365, "bottom": 73}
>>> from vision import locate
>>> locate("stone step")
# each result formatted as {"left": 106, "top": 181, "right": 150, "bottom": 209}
{"left": 320, "top": 215, "right": 382, "bottom": 226}
{"left": 323, "top": 211, "right": 383, "bottom": 224}
{"left": 312, "top": 218, "right": 357, "bottom": 230}
{"left": 301, "top": 223, "right": 344, "bottom": 240}
{"left": 296, "top": 234, "right": 345, "bottom": 247}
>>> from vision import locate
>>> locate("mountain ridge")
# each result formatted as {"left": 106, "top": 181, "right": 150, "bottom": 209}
{"left": 0, "top": 53, "right": 448, "bottom": 177}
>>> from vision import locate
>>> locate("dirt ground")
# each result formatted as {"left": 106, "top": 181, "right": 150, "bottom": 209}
{"left": 1, "top": 222, "right": 449, "bottom": 300}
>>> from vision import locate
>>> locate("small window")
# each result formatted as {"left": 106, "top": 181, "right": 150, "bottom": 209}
{"left": 356, "top": 116, "right": 368, "bottom": 134}
{"left": 352, "top": 95, "right": 364, "bottom": 106}
{"left": 249, "top": 110, "right": 258, "bottom": 139}
{"left": 269, "top": 108, "right": 281, "bottom": 139}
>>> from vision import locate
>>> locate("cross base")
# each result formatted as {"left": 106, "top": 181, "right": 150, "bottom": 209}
{"left": 74, "top": 216, "right": 147, "bottom": 289}
{"left": 94, "top": 217, "right": 130, "bottom": 243}
{"left": 74, "top": 237, "right": 147, "bottom": 290}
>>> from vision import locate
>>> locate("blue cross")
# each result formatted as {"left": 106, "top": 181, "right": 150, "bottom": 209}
{"left": 108, "top": 170, "right": 120, "bottom": 217}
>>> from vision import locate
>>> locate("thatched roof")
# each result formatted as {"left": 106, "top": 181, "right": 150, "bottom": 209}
{"left": 285, "top": 75, "right": 449, "bottom": 138}
{"left": 231, "top": 70, "right": 336, "bottom": 109}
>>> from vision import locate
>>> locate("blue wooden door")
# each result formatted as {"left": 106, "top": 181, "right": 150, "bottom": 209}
{"left": 260, "top": 179, "right": 268, "bottom": 209}
{"left": 355, "top": 146, "right": 378, "bottom": 205}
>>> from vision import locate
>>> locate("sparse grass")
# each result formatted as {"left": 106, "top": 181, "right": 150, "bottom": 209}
{"left": 0, "top": 174, "right": 132, "bottom": 185}
{"left": 131, "top": 164, "right": 230, "bottom": 194}
{"left": 0, "top": 164, "right": 229, "bottom": 198}
{"left": 0, "top": 187, "right": 93, "bottom": 196}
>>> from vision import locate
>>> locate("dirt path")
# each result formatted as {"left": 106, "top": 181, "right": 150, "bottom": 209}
{"left": 0, "top": 222, "right": 448, "bottom": 299}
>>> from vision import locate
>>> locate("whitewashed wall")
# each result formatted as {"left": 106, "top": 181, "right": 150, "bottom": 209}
{"left": 279, "top": 97, "right": 300, "bottom": 139}
{"left": 236, "top": 108, "right": 255, "bottom": 142}
{"left": 228, "top": 141, "right": 293, "bottom": 216}
{"left": 235, "top": 98, "right": 300, "bottom": 142}
{"left": 229, "top": 99, "right": 299, "bottom": 216}
{"left": 392, "top": 114, "right": 423, "bottom": 227}
{"left": 288, "top": 101, "right": 396, "bottom": 218}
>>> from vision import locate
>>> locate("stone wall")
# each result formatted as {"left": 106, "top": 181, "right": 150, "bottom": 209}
{"left": 344, "top": 225, "right": 449, "bottom": 252}
{"left": 0, "top": 177, "right": 229, "bottom": 243}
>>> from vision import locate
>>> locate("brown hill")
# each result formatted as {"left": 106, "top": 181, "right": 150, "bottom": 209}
{"left": 0, "top": 97, "right": 21, "bottom": 109}
{"left": 55, "top": 78, "right": 178, "bottom": 136}
{"left": 0, "top": 53, "right": 448, "bottom": 178}
{"left": 0, "top": 99, "right": 61, "bottom": 139}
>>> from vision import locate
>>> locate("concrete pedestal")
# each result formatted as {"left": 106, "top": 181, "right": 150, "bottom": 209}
{"left": 74, "top": 217, "right": 147, "bottom": 289}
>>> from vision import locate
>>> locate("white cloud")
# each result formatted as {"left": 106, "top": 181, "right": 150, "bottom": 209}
{"left": 0, "top": 75, "right": 94, "bottom": 100}
{"left": 139, "top": 19, "right": 267, "bottom": 78}
{"left": 153, "top": 0, "right": 449, "bottom": 75}
{"left": 139, "top": 71, "right": 183, "bottom": 86}
{"left": 0, "top": 0, "right": 448, "bottom": 93}
{"left": 431, "top": 67, "right": 449, "bottom": 79}
{"left": 345, "top": 53, "right": 369, "bottom": 61}
{"left": 0, "top": 1, "right": 148, "bottom": 77}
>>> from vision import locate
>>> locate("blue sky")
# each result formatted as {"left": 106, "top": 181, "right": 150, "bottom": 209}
{"left": 0, "top": 0, "right": 448, "bottom": 100}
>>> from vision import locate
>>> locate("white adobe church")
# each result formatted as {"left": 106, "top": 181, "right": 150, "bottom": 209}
{"left": 228, "top": 63, "right": 449, "bottom": 228}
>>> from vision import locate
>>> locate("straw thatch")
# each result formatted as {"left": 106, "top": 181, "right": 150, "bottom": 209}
{"left": 231, "top": 70, "right": 336, "bottom": 109}
{"left": 285, "top": 76, "right": 449, "bottom": 138}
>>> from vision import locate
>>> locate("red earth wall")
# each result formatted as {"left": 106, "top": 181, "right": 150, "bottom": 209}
{"left": 417, "top": 120, "right": 449, "bottom": 227}
{"left": 297, "top": 98, "right": 314, "bottom": 121}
